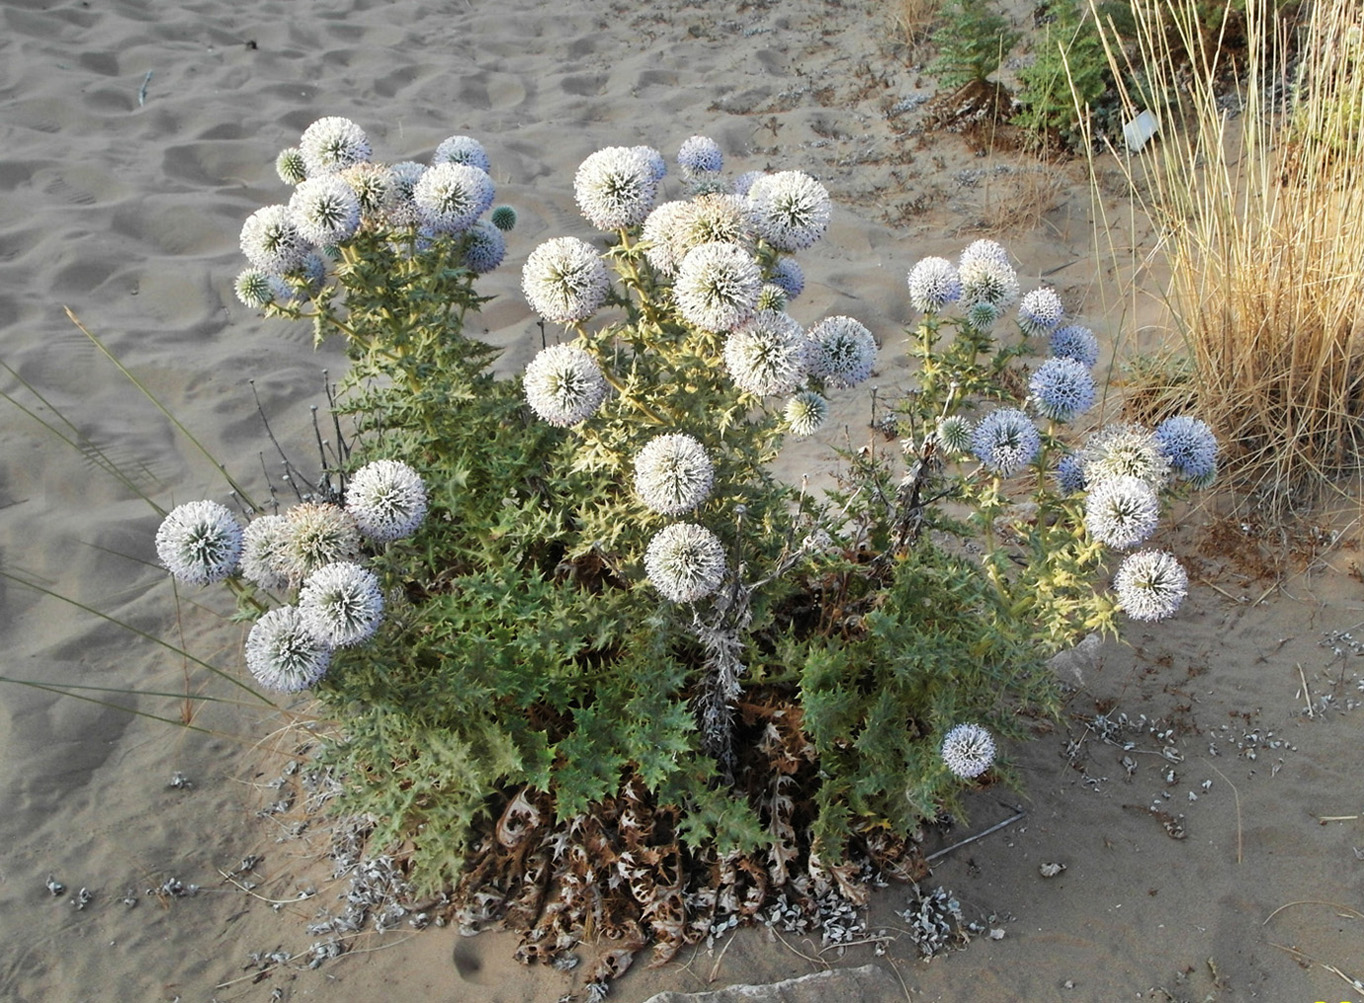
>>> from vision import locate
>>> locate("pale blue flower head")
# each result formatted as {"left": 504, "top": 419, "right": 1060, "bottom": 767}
{"left": 245, "top": 605, "right": 332, "bottom": 692}
{"left": 1017, "top": 287, "right": 1065, "bottom": 336}
{"left": 1113, "top": 550, "right": 1188, "bottom": 621}
{"left": 298, "top": 116, "right": 371, "bottom": 176}
{"left": 276, "top": 147, "right": 307, "bottom": 186}
{"left": 1082, "top": 423, "right": 1170, "bottom": 490}
{"left": 808, "top": 316, "right": 877, "bottom": 389}
{"left": 1030, "top": 356, "right": 1096, "bottom": 422}
{"left": 733, "top": 170, "right": 765, "bottom": 197}
{"left": 298, "top": 562, "right": 384, "bottom": 648}
{"left": 346, "top": 459, "right": 428, "bottom": 542}
{"left": 785, "top": 391, "right": 829, "bottom": 437}
{"left": 634, "top": 433, "right": 714, "bottom": 516}
{"left": 907, "top": 257, "right": 962, "bottom": 313}
{"left": 644, "top": 522, "right": 727, "bottom": 603}
{"left": 641, "top": 200, "right": 692, "bottom": 277}
{"left": 289, "top": 176, "right": 362, "bottom": 247}
{"left": 936, "top": 414, "right": 974, "bottom": 456}
{"left": 1050, "top": 324, "right": 1100, "bottom": 368}
{"left": 413, "top": 163, "right": 495, "bottom": 234}
{"left": 678, "top": 135, "right": 724, "bottom": 174}
{"left": 1054, "top": 451, "right": 1087, "bottom": 493}
{"left": 240, "top": 204, "right": 311, "bottom": 275}
{"left": 633, "top": 145, "right": 668, "bottom": 182}
{"left": 432, "top": 135, "right": 491, "bottom": 172}
{"left": 972, "top": 408, "right": 1040, "bottom": 475}
{"left": 234, "top": 269, "right": 275, "bottom": 309}
{"left": 463, "top": 220, "right": 506, "bottom": 274}
{"left": 769, "top": 257, "right": 805, "bottom": 300}
{"left": 240, "top": 514, "right": 291, "bottom": 591}
{"left": 959, "top": 251, "right": 1019, "bottom": 310}
{"left": 1154, "top": 416, "right": 1218, "bottom": 487}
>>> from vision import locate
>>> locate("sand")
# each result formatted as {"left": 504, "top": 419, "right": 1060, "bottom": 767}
{"left": 1, "top": 0, "right": 1362, "bottom": 1000}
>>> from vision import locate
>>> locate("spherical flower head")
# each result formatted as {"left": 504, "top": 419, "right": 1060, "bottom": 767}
{"left": 808, "top": 316, "right": 877, "bottom": 389}
{"left": 745, "top": 171, "right": 831, "bottom": 251}
{"left": 941, "top": 723, "right": 996, "bottom": 779}
{"left": 1054, "top": 451, "right": 1087, "bottom": 493}
{"left": 1017, "top": 287, "right": 1065, "bottom": 336}
{"left": 234, "top": 269, "right": 275, "bottom": 310}
{"left": 521, "top": 237, "right": 609, "bottom": 325}
{"left": 1085, "top": 474, "right": 1160, "bottom": 549}
{"left": 383, "top": 161, "right": 427, "bottom": 229}
{"left": 641, "top": 200, "right": 692, "bottom": 276}
{"left": 785, "top": 390, "right": 829, "bottom": 437}
{"left": 634, "top": 433, "right": 715, "bottom": 516}
{"left": 965, "top": 300, "right": 1001, "bottom": 331}
{"left": 757, "top": 283, "right": 789, "bottom": 312}
{"left": 1050, "top": 324, "right": 1100, "bottom": 368}
{"left": 275, "top": 147, "right": 307, "bottom": 185}
{"left": 340, "top": 162, "right": 395, "bottom": 221}
{"left": 674, "top": 241, "right": 762, "bottom": 332}
{"left": 239, "top": 514, "right": 292, "bottom": 591}
{"left": 907, "top": 257, "right": 962, "bottom": 313}
{"left": 633, "top": 145, "right": 668, "bottom": 183}
{"left": 523, "top": 343, "right": 609, "bottom": 426}
{"left": 724, "top": 310, "right": 809, "bottom": 396}
{"left": 972, "top": 408, "right": 1041, "bottom": 475}
{"left": 245, "top": 605, "right": 332, "bottom": 692}
{"left": 490, "top": 205, "right": 517, "bottom": 232}
{"left": 574, "top": 146, "right": 659, "bottom": 231}
{"left": 959, "top": 253, "right": 1019, "bottom": 311}
{"left": 155, "top": 500, "right": 243, "bottom": 586}
{"left": 432, "top": 134, "right": 491, "bottom": 172}
{"left": 959, "top": 238, "right": 1011, "bottom": 268}
{"left": 1030, "top": 356, "right": 1096, "bottom": 422}
{"left": 1154, "top": 415, "right": 1219, "bottom": 487}
{"left": 289, "top": 176, "right": 361, "bottom": 247}
{"left": 346, "top": 459, "right": 428, "bottom": 542}
{"left": 936, "top": 414, "right": 974, "bottom": 456}
{"left": 240, "top": 204, "right": 311, "bottom": 275}
{"left": 279, "top": 502, "right": 361, "bottom": 583}
{"left": 298, "top": 116, "right": 372, "bottom": 176}
{"left": 678, "top": 135, "right": 724, "bottom": 174}
{"left": 1113, "top": 550, "right": 1188, "bottom": 621}
{"left": 670, "top": 194, "right": 754, "bottom": 262}
{"left": 769, "top": 256, "right": 805, "bottom": 300}
{"left": 463, "top": 220, "right": 506, "bottom": 274}
{"left": 413, "top": 163, "right": 495, "bottom": 234}
{"left": 1082, "top": 423, "right": 1170, "bottom": 490}
{"left": 298, "top": 562, "right": 384, "bottom": 648}
{"left": 644, "top": 522, "right": 727, "bottom": 603}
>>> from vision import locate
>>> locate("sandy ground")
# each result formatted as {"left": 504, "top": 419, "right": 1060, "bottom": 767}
{"left": 2, "top": 0, "right": 1362, "bottom": 1000}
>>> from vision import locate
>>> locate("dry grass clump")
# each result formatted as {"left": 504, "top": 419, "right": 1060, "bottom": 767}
{"left": 894, "top": 0, "right": 942, "bottom": 45}
{"left": 1098, "top": 0, "right": 1364, "bottom": 513}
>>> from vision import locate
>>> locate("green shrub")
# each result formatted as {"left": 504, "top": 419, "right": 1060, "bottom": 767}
{"left": 929, "top": 0, "right": 1022, "bottom": 87}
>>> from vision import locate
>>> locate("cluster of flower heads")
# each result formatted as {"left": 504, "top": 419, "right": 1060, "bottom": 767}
{"left": 154, "top": 459, "right": 428, "bottom": 691}
{"left": 235, "top": 117, "right": 514, "bottom": 310}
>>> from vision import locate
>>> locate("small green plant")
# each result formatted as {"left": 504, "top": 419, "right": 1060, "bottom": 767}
{"left": 928, "top": 0, "right": 1021, "bottom": 87}
{"left": 1013, "top": 1, "right": 1111, "bottom": 149}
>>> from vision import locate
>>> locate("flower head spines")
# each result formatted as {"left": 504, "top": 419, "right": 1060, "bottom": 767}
{"left": 298, "top": 562, "right": 384, "bottom": 648}
{"left": 383, "top": 161, "right": 427, "bottom": 229}
{"left": 574, "top": 146, "right": 660, "bottom": 231}
{"left": 240, "top": 514, "right": 292, "bottom": 590}
{"left": 1154, "top": 415, "right": 1219, "bottom": 486}
{"left": 155, "top": 500, "right": 243, "bottom": 586}
{"left": 670, "top": 194, "right": 754, "bottom": 261}
{"left": 633, "top": 434, "right": 715, "bottom": 515}
{"left": 345, "top": 459, "right": 428, "bottom": 542}
{"left": 340, "top": 162, "right": 396, "bottom": 221}
{"left": 275, "top": 147, "right": 307, "bottom": 185}
{"left": 523, "top": 344, "right": 609, "bottom": 427}
{"left": 746, "top": 171, "right": 831, "bottom": 251}
{"left": 245, "top": 605, "right": 332, "bottom": 692}
{"left": 633, "top": 146, "right": 668, "bottom": 182}
{"left": 289, "top": 176, "right": 362, "bottom": 247}
{"left": 432, "top": 135, "right": 491, "bottom": 172}
{"left": 785, "top": 391, "right": 829, "bottom": 436}
{"left": 298, "top": 117, "right": 372, "bottom": 176}
{"left": 674, "top": 241, "right": 762, "bottom": 332}
{"left": 240, "top": 204, "right": 311, "bottom": 275}
{"left": 907, "top": 257, "right": 962, "bottom": 313}
{"left": 644, "top": 522, "right": 727, "bottom": 603}
{"left": 1050, "top": 324, "right": 1100, "bottom": 368}
{"left": 972, "top": 408, "right": 1041, "bottom": 475}
{"left": 757, "top": 283, "right": 789, "bottom": 312}
{"left": 941, "top": 723, "right": 996, "bottom": 779}
{"left": 1084, "top": 475, "right": 1160, "bottom": 549}
{"left": 936, "top": 415, "right": 974, "bottom": 456}
{"left": 521, "top": 237, "right": 609, "bottom": 325}
{"left": 1029, "top": 356, "right": 1096, "bottom": 422}
{"left": 724, "top": 310, "right": 809, "bottom": 396}
{"left": 1113, "top": 550, "right": 1189, "bottom": 621}
{"left": 808, "top": 316, "right": 877, "bottom": 389}
{"left": 960, "top": 238, "right": 1011, "bottom": 267}
{"left": 640, "top": 201, "right": 692, "bottom": 276}
{"left": 412, "top": 162, "right": 495, "bottom": 234}
{"left": 1018, "top": 287, "right": 1065, "bottom": 336}
{"left": 678, "top": 135, "right": 724, "bottom": 174}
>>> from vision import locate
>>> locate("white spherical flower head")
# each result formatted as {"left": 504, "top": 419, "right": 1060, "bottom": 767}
{"left": 413, "top": 162, "right": 495, "bottom": 234}
{"left": 240, "top": 204, "right": 311, "bottom": 275}
{"left": 678, "top": 135, "right": 724, "bottom": 174}
{"left": 1050, "top": 324, "right": 1100, "bottom": 368}
{"left": 523, "top": 343, "right": 609, "bottom": 427}
{"left": 785, "top": 390, "right": 829, "bottom": 437}
{"left": 346, "top": 459, "right": 428, "bottom": 542}
{"left": 670, "top": 194, "right": 754, "bottom": 262}
{"left": 1081, "top": 423, "right": 1170, "bottom": 489}
{"left": 674, "top": 241, "right": 762, "bottom": 332}
{"left": 808, "top": 316, "right": 877, "bottom": 389}
{"left": 1154, "top": 416, "right": 1219, "bottom": 487}
{"left": 240, "top": 514, "right": 292, "bottom": 591}
{"left": 641, "top": 201, "right": 692, "bottom": 276}
{"left": 463, "top": 219, "right": 506, "bottom": 274}
{"left": 959, "top": 238, "right": 1011, "bottom": 267}
{"left": 959, "top": 253, "right": 1019, "bottom": 310}
{"left": 245, "top": 605, "right": 332, "bottom": 692}
{"left": 769, "top": 256, "right": 805, "bottom": 300}
{"left": 724, "top": 310, "right": 809, "bottom": 396}
{"left": 522, "top": 237, "right": 609, "bottom": 325}
{"left": 298, "top": 562, "right": 384, "bottom": 648}
{"left": 1085, "top": 475, "right": 1160, "bottom": 549}
{"left": 280, "top": 502, "right": 361, "bottom": 582}
{"left": 155, "top": 500, "right": 243, "bottom": 586}
{"left": 299, "top": 116, "right": 372, "bottom": 176}
{"left": 633, "top": 433, "right": 715, "bottom": 516}
{"left": 1029, "top": 356, "right": 1096, "bottom": 422}
{"left": 907, "top": 257, "right": 962, "bottom": 313}
{"left": 1113, "top": 550, "right": 1189, "bottom": 622}
{"left": 289, "top": 175, "right": 362, "bottom": 247}
{"left": 972, "top": 408, "right": 1041, "bottom": 476}
{"left": 941, "top": 723, "right": 996, "bottom": 779}
{"left": 574, "top": 146, "right": 660, "bottom": 231}
{"left": 936, "top": 414, "right": 974, "bottom": 456}
{"left": 1017, "top": 287, "right": 1065, "bottom": 336}
{"left": 644, "top": 522, "right": 727, "bottom": 603}
{"left": 432, "top": 134, "right": 491, "bottom": 172}
{"left": 746, "top": 171, "right": 831, "bottom": 251}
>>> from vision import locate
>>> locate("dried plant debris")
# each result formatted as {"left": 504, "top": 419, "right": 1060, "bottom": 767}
{"left": 897, "top": 884, "right": 971, "bottom": 958}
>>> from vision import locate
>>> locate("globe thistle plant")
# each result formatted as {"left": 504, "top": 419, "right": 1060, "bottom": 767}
{"left": 906, "top": 257, "right": 962, "bottom": 313}
{"left": 1029, "top": 356, "right": 1096, "bottom": 422}
{"left": 633, "top": 434, "right": 715, "bottom": 516}
{"left": 769, "top": 256, "right": 805, "bottom": 300}
{"left": 936, "top": 414, "right": 974, "bottom": 456}
{"left": 573, "top": 146, "right": 659, "bottom": 231}
{"left": 1084, "top": 475, "right": 1160, "bottom": 549}
{"left": 413, "top": 162, "right": 495, "bottom": 234}
{"left": 521, "top": 237, "right": 609, "bottom": 325}
{"left": 972, "top": 408, "right": 1041, "bottom": 476}
{"left": 279, "top": 502, "right": 362, "bottom": 583}
{"left": 275, "top": 147, "right": 307, "bottom": 186}
{"left": 808, "top": 316, "right": 877, "bottom": 389}
{"left": 155, "top": 500, "right": 243, "bottom": 586}
{"left": 234, "top": 269, "right": 275, "bottom": 309}
{"left": 959, "top": 251, "right": 1019, "bottom": 311}
{"left": 490, "top": 205, "right": 517, "bottom": 232}
{"left": 643, "top": 522, "right": 727, "bottom": 603}
{"left": 240, "top": 513, "right": 293, "bottom": 591}
{"left": 523, "top": 343, "right": 610, "bottom": 427}
{"left": 345, "top": 459, "right": 428, "bottom": 542}
{"left": 940, "top": 723, "right": 996, "bottom": 779}
{"left": 1081, "top": 423, "right": 1170, "bottom": 490}
{"left": 298, "top": 116, "right": 372, "bottom": 176}
{"left": 1113, "top": 550, "right": 1188, "bottom": 622}
{"left": 756, "top": 283, "right": 789, "bottom": 312}
{"left": 1054, "top": 451, "right": 1087, "bottom": 494}
{"left": 785, "top": 390, "right": 829, "bottom": 436}
{"left": 677, "top": 135, "right": 724, "bottom": 174}
{"left": 1017, "top": 287, "right": 1064, "bottom": 336}
{"left": 289, "top": 175, "right": 362, "bottom": 247}
{"left": 1154, "top": 416, "right": 1218, "bottom": 487}
{"left": 674, "top": 241, "right": 762, "bottom": 332}
{"left": 745, "top": 171, "right": 831, "bottom": 251}
{"left": 433, "top": 134, "right": 491, "bottom": 172}
{"left": 640, "top": 201, "right": 693, "bottom": 276}
{"left": 298, "top": 561, "right": 385, "bottom": 648}
{"left": 723, "top": 310, "right": 809, "bottom": 397}
{"left": 239, "top": 204, "right": 311, "bottom": 275}
{"left": 245, "top": 605, "right": 333, "bottom": 692}
{"left": 463, "top": 220, "right": 507, "bottom": 275}
{"left": 1050, "top": 324, "right": 1100, "bottom": 368}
